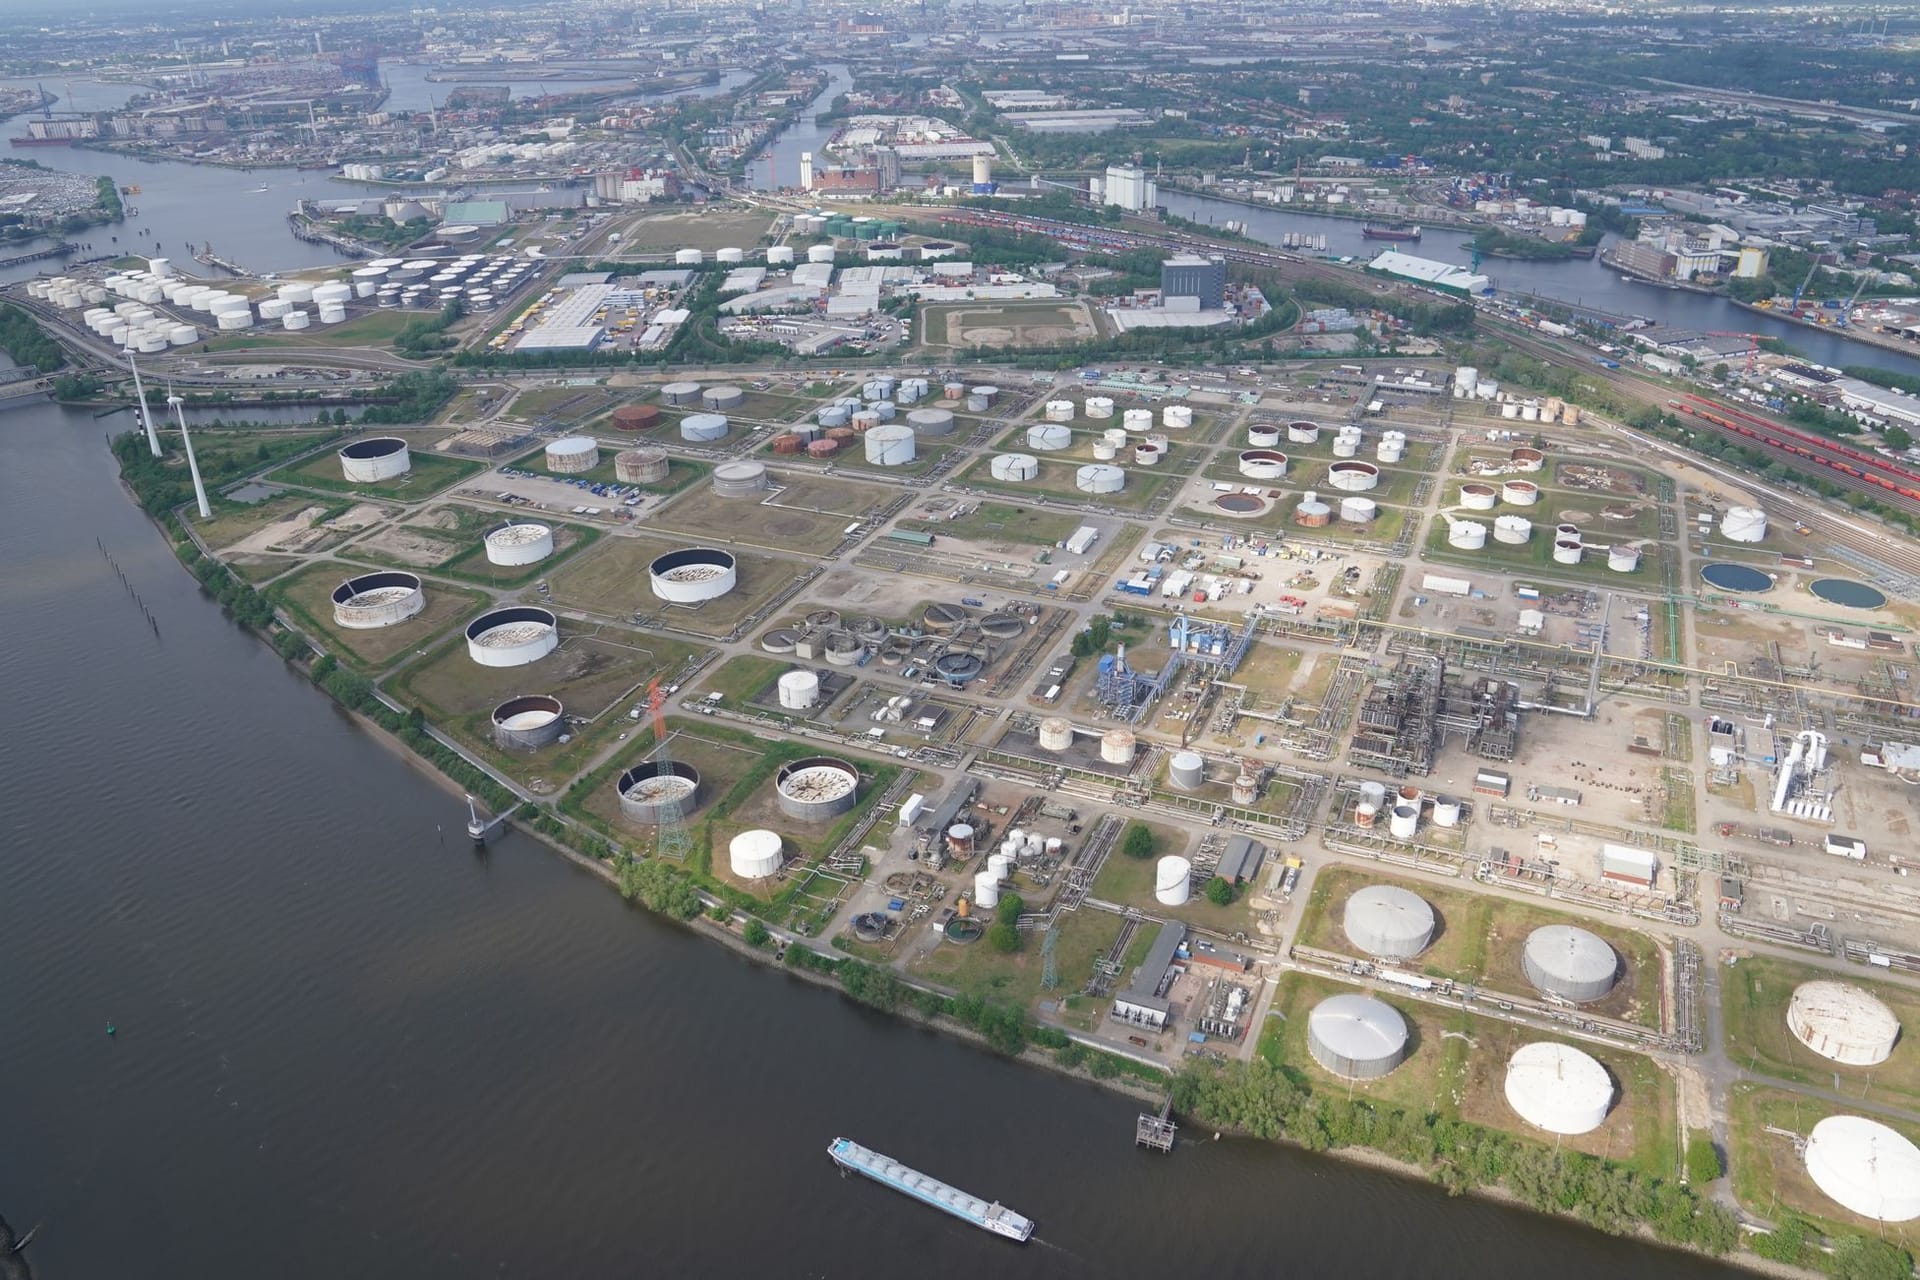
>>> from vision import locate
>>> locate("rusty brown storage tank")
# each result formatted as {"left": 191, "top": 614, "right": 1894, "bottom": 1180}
{"left": 807, "top": 438, "right": 839, "bottom": 458}
{"left": 613, "top": 403, "right": 661, "bottom": 431}
{"left": 771, "top": 433, "right": 804, "bottom": 454}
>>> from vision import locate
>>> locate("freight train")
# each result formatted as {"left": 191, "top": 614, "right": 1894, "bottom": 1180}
{"left": 1674, "top": 395, "right": 1920, "bottom": 503}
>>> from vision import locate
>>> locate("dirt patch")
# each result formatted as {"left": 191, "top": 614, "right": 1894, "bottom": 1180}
{"left": 356, "top": 525, "right": 466, "bottom": 567}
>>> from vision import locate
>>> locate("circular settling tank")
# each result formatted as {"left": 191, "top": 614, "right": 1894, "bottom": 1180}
{"left": 330, "top": 571, "right": 425, "bottom": 629}
{"left": 1700, "top": 563, "right": 1773, "bottom": 594}
{"left": 616, "top": 760, "right": 701, "bottom": 824}
{"left": 1809, "top": 579, "right": 1887, "bottom": 609}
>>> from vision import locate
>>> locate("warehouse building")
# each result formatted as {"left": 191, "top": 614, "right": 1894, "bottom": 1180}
{"left": 1111, "top": 920, "right": 1186, "bottom": 1030}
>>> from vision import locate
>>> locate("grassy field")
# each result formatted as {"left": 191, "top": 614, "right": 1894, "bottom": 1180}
{"left": 1294, "top": 867, "right": 1666, "bottom": 1028}
{"left": 545, "top": 534, "right": 796, "bottom": 636}
{"left": 697, "top": 654, "right": 786, "bottom": 704}
{"left": 648, "top": 474, "right": 892, "bottom": 552}
{"left": 910, "top": 903, "right": 1128, "bottom": 1014}
{"left": 267, "top": 434, "right": 486, "bottom": 498}
{"left": 896, "top": 501, "right": 1083, "bottom": 548}
{"left": 1257, "top": 971, "right": 1468, "bottom": 1115}
{"left": 389, "top": 622, "right": 707, "bottom": 725}
{"left": 1720, "top": 954, "right": 1920, "bottom": 1107}
{"left": 1728, "top": 1083, "right": 1920, "bottom": 1234}
{"left": 609, "top": 207, "right": 775, "bottom": 254}
{"left": 956, "top": 455, "right": 1174, "bottom": 514}
{"left": 202, "top": 310, "right": 419, "bottom": 352}
{"left": 195, "top": 492, "right": 360, "bottom": 553}
{"left": 1422, "top": 516, "right": 1667, "bottom": 587}
{"left": 269, "top": 563, "right": 486, "bottom": 673}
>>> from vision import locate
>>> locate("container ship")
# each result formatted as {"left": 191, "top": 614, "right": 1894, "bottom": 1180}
{"left": 1362, "top": 223, "right": 1422, "bottom": 241}
{"left": 828, "top": 1137, "right": 1034, "bottom": 1242}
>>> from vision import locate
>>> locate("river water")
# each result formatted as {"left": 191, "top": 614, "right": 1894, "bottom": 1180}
{"left": 0, "top": 395, "right": 1760, "bottom": 1277}
{"left": 749, "top": 65, "right": 855, "bottom": 193}
{"left": 1159, "top": 190, "right": 1920, "bottom": 379}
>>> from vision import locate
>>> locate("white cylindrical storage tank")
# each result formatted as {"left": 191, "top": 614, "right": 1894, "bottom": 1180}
{"left": 1044, "top": 399, "right": 1075, "bottom": 422}
{"left": 1522, "top": 403, "right": 1540, "bottom": 422}
{"left": 1504, "top": 1042, "right": 1614, "bottom": 1136}
{"left": 330, "top": 571, "right": 425, "bottom": 629}
{"left": 1432, "top": 797, "right": 1463, "bottom": 827}
{"left": 216, "top": 311, "right": 251, "bottom": 331}
{"left": 711, "top": 461, "right": 768, "bottom": 496}
{"left": 1377, "top": 436, "right": 1406, "bottom": 464}
{"left": 661, "top": 381, "right": 702, "bottom": 406}
{"left": 679, "top": 413, "right": 729, "bottom": 442}
{"left": 1075, "top": 464, "right": 1125, "bottom": 494}
{"left": 1238, "top": 449, "right": 1288, "bottom": 480}
{"left": 1248, "top": 424, "right": 1280, "bottom": 447}
{"left": 715, "top": 247, "right": 744, "bottom": 265}
{"left": 766, "top": 245, "right": 795, "bottom": 266}
{"left": 1295, "top": 493, "right": 1332, "bottom": 527}
{"left": 1607, "top": 545, "right": 1641, "bottom": 573}
{"left": 1156, "top": 856, "right": 1192, "bottom": 906}
{"left": 1553, "top": 538, "right": 1583, "bottom": 566}
{"left": 728, "top": 829, "right": 784, "bottom": 880}
{"left": 864, "top": 424, "right": 916, "bottom": 466}
{"left": 777, "top": 669, "right": 821, "bottom": 711}
{"left": 1493, "top": 515, "right": 1532, "bottom": 544}
{"left": 277, "top": 282, "right": 315, "bottom": 304}
{"left": 1328, "top": 461, "right": 1380, "bottom": 492}
{"left": 1168, "top": 750, "right": 1205, "bottom": 790}
{"left": 317, "top": 303, "right": 347, "bottom": 324}
{"left": 545, "top": 436, "right": 599, "bottom": 473}
{"left": 491, "top": 694, "right": 566, "bottom": 752}
{"left": 1501, "top": 403, "right": 1520, "bottom": 420}
{"left": 1722, "top": 506, "right": 1768, "bottom": 543}
{"left": 465, "top": 606, "right": 558, "bottom": 667}
{"left": 169, "top": 324, "right": 199, "bottom": 346}
{"left": 1133, "top": 443, "right": 1163, "bottom": 467}
{"left": 1037, "top": 716, "right": 1073, "bottom": 751}
{"left": 1026, "top": 425, "right": 1073, "bottom": 452}
{"left": 1387, "top": 804, "right": 1419, "bottom": 840}
{"left": 1343, "top": 884, "right": 1436, "bottom": 960}
{"left": 702, "top": 385, "right": 745, "bottom": 411}
{"left": 1287, "top": 420, "right": 1320, "bottom": 444}
{"left": 1163, "top": 404, "right": 1193, "bottom": 430}
{"left": 1101, "top": 728, "right": 1136, "bottom": 765}
{"left": 1331, "top": 434, "right": 1359, "bottom": 459}
{"left": 282, "top": 311, "right": 310, "bottom": 331}
{"left": 1804, "top": 1116, "right": 1920, "bottom": 1222}
{"left": 1448, "top": 519, "right": 1488, "bottom": 550}
{"left": 339, "top": 437, "right": 410, "bottom": 482}
{"left": 1339, "top": 497, "right": 1378, "bottom": 523}
{"left": 1092, "top": 442, "right": 1118, "bottom": 462}
{"left": 1523, "top": 926, "right": 1619, "bottom": 1003}
{"left": 990, "top": 453, "right": 1039, "bottom": 482}
{"left": 850, "top": 410, "right": 881, "bottom": 432}
{"left": 259, "top": 298, "right": 292, "bottom": 320}
{"left": 974, "top": 870, "right": 1002, "bottom": 910}
{"left": 988, "top": 852, "right": 1015, "bottom": 882}
{"left": 1308, "top": 994, "right": 1410, "bottom": 1080}
{"left": 148, "top": 257, "right": 173, "bottom": 279}
{"left": 1502, "top": 480, "right": 1540, "bottom": 506}
{"left": 485, "top": 521, "right": 554, "bottom": 566}
{"left": 905, "top": 407, "right": 953, "bottom": 436}
{"left": 1122, "top": 408, "right": 1153, "bottom": 432}
{"left": 649, "top": 548, "right": 737, "bottom": 603}
{"left": 807, "top": 244, "right": 836, "bottom": 264}
{"left": 1102, "top": 428, "right": 1129, "bottom": 447}
{"left": 964, "top": 394, "right": 990, "bottom": 413}
{"left": 136, "top": 331, "right": 170, "bottom": 351}
{"left": 1084, "top": 396, "right": 1114, "bottom": 419}
{"left": 615, "top": 447, "right": 671, "bottom": 485}
{"left": 674, "top": 248, "right": 703, "bottom": 266}
{"left": 313, "top": 283, "right": 352, "bottom": 307}
{"left": 1787, "top": 981, "right": 1902, "bottom": 1067}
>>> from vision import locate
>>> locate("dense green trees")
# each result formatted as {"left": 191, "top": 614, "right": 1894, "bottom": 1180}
{"left": 1121, "top": 822, "right": 1157, "bottom": 860}
{"left": 986, "top": 892, "right": 1025, "bottom": 953}
{"left": 0, "top": 303, "right": 67, "bottom": 372}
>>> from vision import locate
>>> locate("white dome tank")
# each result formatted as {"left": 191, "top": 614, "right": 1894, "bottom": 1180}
{"left": 1102, "top": 428, "right": 1129, "bottom": 447}
{"left": 777, "top": 669, "right": 821, "bottom": 710}
{"left": 1084, "top": 396, "right": 1114, "bottom": 418}
{"left": 974, "top": 870, "right": 1002, "bottom": 910}
{"left": 1448, "top": 519, "right": 1488, "bottom": 550}
{"left": 1788, "top": 981, "right": 1901, "bottom": 1066}
{"left": 1308, "top": 994, "right": 1409, "bottom": 1079}
{"left": 1343, "top": 884, "right": 1436, "bottom": 960}
{"left": 680, "top": 413, "right": 730, "bottom": 442}
{"left": 1026, "top": 424, "right": 1071, "bottom": 452}
{"left": 1163, "top": 404, "right": 1194, "bottom": 429}
{"left": 1156, "top": 856, "right": 1192, "bottom": 906}
{"left": 1122, "top": 408, "right": 1154, "bottom": 432}
{"left": 728, "top": 829, "right": 783, "bottom": 880}
{"left": 766, "top": 245, "right": 795, "bottom": 265}
{"left": 1805, "top": 1116, "right": 1920, "bottom": 1222}
{"left": 1493, "top": 515, "right": 1533, "bottom": 544}
{"left": 1044, "top": 399, "right": 1075, "bottom": 422}
{"left": 1075, "top": 464, "right": 1125, "bottom": 494}
{"left": 674, "top": 248, "right": 704, "bottom": 265}
{"left": 1607, "top": 545, "right": 1641, "bottom": 572}
{"left": 1722, "top": 506, "right": 1768, "bottom": 542}
{"left": 1522, "top": 926, "right": 1618, "bottom": 1003}
{"left": 1504, "top": 1042, "right": 1614, "bottom": 1135}
{"left": 988, "top": 852, "right": 1015, "bottom": 882}
{"left": 864, "top": 424, "right": 916, "bottom": 466}
{"left": 1339, "top": 497, "right": 1378, "bottom": 523}
{"left": 990, "top": 453, "right": 1039, "bottom": 481}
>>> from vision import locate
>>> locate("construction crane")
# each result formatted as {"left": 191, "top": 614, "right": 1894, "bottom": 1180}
{"left": 1789, "top": 260, "right": 1820, "bottom": 310}
{"left": 1707, "top": 332, "right": 1770, "bottom": 376}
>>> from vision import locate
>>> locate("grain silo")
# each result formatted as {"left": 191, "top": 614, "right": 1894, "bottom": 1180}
{"left": 1804, "top": 1116, "right": 1920, "bottom": 1222}
{"left": 1787, "top": 981, "right": 1902, "bottom": 1067}
{"left": 1503, "top": 1042, "right": 1614, "bottom": 1136}
{"left": 1308, "top": 994, "right": 1410, "bottom": 1080}
{"left": 1522, "top": 925, "right": 1619, "bottom": 1003}
{"left": 1342, "top": 884, "right": 1436, "bottom": 960}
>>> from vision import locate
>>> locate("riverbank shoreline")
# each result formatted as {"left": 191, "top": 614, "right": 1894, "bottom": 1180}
{"left": 1156, "top": 184, "right": 1481, "bottom": 234}
{"left": 1727, "top": 296, "right": 1920, "bottom": 362}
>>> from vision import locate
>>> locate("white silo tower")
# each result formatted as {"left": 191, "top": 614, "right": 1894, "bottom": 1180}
{"left": 1155, "top": 856, "right": 1192, "bottom": 906}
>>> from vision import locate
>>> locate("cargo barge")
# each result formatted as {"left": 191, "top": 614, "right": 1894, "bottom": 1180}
{"left": 1362, "top": 223, "right": 1422, "bottom": 241}
{"left": 827, "top": 1137, "right": 1034, "bottom": 1242}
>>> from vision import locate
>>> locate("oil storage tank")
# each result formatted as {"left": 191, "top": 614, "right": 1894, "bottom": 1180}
{"left": 1026, "top": 424, "right": 1071, "bottom": 452}
{"left": 864, "top": 424, "right": 916, "bottom": 466}
{"left": 650, "top": 548, "right": 737, "bottom": 603}
{"left": 775, "top": 756, "right": 860, "bottom": 822}
{"left": 617, "top": 760, "right": 700, "bottom": 825}
{"left": 728, "top": 829, "right": 784, "bottom": 880}
{"left": 331, "top": 572, "right": 425, "bottom": 629}
{"left": 1722, "top": 506, "right": 1768, "bottom": 543}
{"left": 465, "top": 606, "right": 558, "bottom": 667}
{"left": 906, "top": 407, "right": 955, "bottom": 436}
{"left": 1075, "top": 464, "right": 1125, "bottom": 494}
{"left": 680, "top": 413, "right": 729, "bottom": 443}
{"left": 1522, "top": 925, "right": 1618, "bottom": 1003}
{"left": 545, "top": 436, "right": 599, "bottom": 473}
{"left": 615, "top": 448, "right": 670, "bottom": 485}
{"left": 485, "top": 521, "right": 554, "bottom": 566}
{"left": 712, "top": 461, "right": 769, "bottom": 496}
{"left": 1156, "top": 856, "right": 1192, "bottom": 906}
{"left": 338, "top": 437, "right": 410, "bottom": 482}
{"left": 1342, "top": 884, "right": 1436, "bottom": 960}
{"left": 661, "top": 381, "right": 702, "bottom": 406}
{"left": 990, "top": 453, "right": 1039, "bottom": 482}
{"left": 1787, "top": 981, "right": 1901, "bottom": 1067}
{"left": 1308, "top": 994, "right": 1410, "bottom": 1080}
{"left": 1503, "top": 1042, "right": 1613, "bottom": 1135}
{"left": 1168, "top": 750, "right": 1205, "bottom": 790}
{"left": 777, "top": 669, "right": 821, "bottom": 711}
{"left": 1804, "top": 1116, "right": 1920, "bottom": 1222}
{"left": 702, "top": 385, "right": 745, "bottom": 411}
{"left": 491, "top": 694, "right": 565, "bottom": 751}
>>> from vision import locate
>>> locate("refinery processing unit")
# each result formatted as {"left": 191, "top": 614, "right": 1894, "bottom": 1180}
{"left": 123, "top": 327, "right": 1920, "bottom": 1254}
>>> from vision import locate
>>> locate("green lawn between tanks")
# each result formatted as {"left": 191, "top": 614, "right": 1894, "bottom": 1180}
{"left": 267, "top": 440, "right": 487, "bottom": 499}
{"left": 1720, "top": 954, "right": 1920, "bottom": 1108}
{"left": 268, "top": 562, "right": 488, "bottom": 675}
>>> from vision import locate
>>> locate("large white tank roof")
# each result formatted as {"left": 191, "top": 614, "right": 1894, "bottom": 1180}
{"left": 1342, "top": 884, "right": 1436, "bottom": 960}
{"left": 1804, "top": 1115, "right": 1920, "bottom": 1222}
{"left": 1503, "top": 1041, "right": 1613, "bottom": 1135}
{"left": 1788, "top": 981, "right": 1901, "bottom": 1067}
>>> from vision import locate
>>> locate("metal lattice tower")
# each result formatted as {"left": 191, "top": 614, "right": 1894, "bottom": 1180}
{"left": 1041, "top": 922, "right": 1060, "bottom": 991}
{"left": 645, "top": 678, "right": 692, "bottom": 861}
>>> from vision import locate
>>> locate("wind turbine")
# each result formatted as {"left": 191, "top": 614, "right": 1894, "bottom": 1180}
{"left": 127, "top": 349, "right": 162, "bottom": 457}
{"left": 167, "top": 386, "right": 211, "bottom": 518}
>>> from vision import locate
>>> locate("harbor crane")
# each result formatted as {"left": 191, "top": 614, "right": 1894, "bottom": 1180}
{"left": 1789, "top": 260, "right": 1821, "bottom": 310}
{"left": 1835, "top": 274, "right": 1872, "bottom": 328}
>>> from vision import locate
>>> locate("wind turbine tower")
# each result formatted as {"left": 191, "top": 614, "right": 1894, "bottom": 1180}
{"left": 127, "top": 350, "right": 161, "bottom": 457}
{"left": 168, "top": 391, "right": 212, "bottom": 518}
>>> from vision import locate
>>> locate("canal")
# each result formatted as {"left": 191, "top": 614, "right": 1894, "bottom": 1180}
{"left": 748, "top": 64, "right": 855, "bottom": 193}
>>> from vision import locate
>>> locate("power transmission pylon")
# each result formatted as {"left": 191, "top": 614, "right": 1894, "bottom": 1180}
{"left": 645, "top": 678, "right": 692, "bottom": 860}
